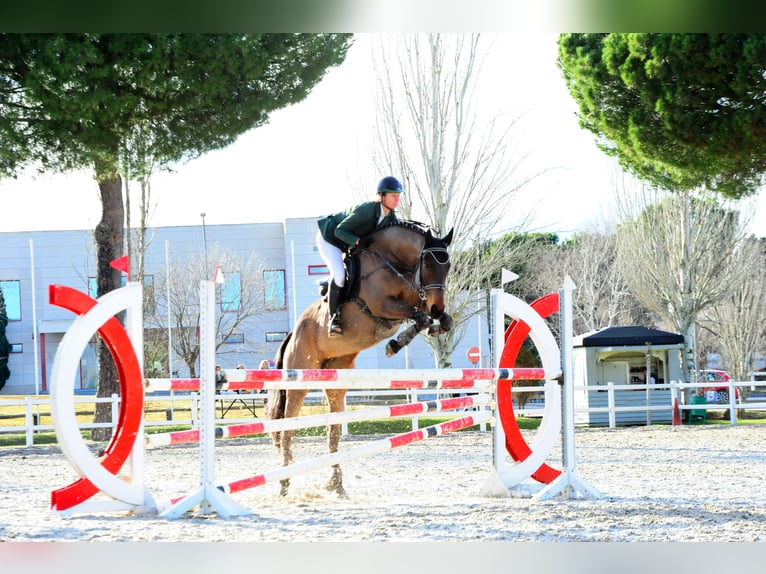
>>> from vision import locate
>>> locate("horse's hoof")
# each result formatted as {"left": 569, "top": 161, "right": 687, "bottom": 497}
{"left": 326, "top": 482, "right": 347, "bottom": 498}
{"left": 385, "top": 339, "right": 401, "bottom": 357}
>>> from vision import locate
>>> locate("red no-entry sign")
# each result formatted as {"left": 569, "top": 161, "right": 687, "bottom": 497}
{"left": 466, "top": 346, "right": 480, "bottom": 363}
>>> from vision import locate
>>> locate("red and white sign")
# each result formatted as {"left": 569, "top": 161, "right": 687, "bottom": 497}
{"left": 466, "top": 346, "right": 480, "bottom": 363}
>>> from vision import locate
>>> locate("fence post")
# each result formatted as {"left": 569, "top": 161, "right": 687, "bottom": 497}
{"left": 24, "top": 396, "right": 34, "bottom": 447}
{"left": 728, "top": 379, "right": 737, "bottom": 425}
{"left": 607, "top": 382, "right": 615, "bottom": 429}
{"left": 341, "top": 394, "right": 348, "bottom": 437}
{"left": 191, "top": 392, "right": 199, "bottom": 429}
{"left": 111, "top": 394, "right": 119, "bottom": 434}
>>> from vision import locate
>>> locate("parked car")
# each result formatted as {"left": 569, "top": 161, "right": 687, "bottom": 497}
{"left": 697, "top": 370, "right": 739, "bottom": 403}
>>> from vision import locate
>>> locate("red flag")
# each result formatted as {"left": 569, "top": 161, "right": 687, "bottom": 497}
{"left": 110, "top": 255, "right": 130, "bottom": 281}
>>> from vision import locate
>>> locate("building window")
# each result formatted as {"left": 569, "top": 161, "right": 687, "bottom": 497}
{"left": 222, "top": 333, "right": 244, "bottom": 344}
{"left": 0, "top": 280, "right": 21, "bottom": 321}
{"left": 9, "top": 343, "right": 23, "bottom": 353}
{"left": 88, "top": 276, "right": 127, "bottom": 299}
{"left": 264, "top": 269, "right": 286, "bottom": 311}
{"left": 266, "top": 332, "right": 287, "bottom": 342}
{"left": 308, "top": 265, "right": 329, "bottom": 275}
{"left": 221, "top": 271, "right": 241, "bottom": 312}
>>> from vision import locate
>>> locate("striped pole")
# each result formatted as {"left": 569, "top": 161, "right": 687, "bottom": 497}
{"left": 160, "top": 410, "right": 491, "bottom": 509}
{"left": 145, "top": 367, "right": 557, "bottom": 393}
{"left": 146, "top": 393, "right": 492, "bottom": 448}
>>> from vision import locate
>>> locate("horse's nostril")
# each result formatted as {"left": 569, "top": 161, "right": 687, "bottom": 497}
{"left": 429, "top": 305, "right": 443, "bottom": 319}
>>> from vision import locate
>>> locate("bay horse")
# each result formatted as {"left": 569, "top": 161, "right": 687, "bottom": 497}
{"left": 265, "top": 220, "right": 454, "bottom": 497}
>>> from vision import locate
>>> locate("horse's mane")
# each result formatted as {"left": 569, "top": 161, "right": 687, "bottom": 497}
{"left": 373, "top": 219, "right": 433, "bottom": 237}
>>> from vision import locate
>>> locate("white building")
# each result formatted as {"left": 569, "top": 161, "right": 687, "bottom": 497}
{"left": 1, "top": 217, "right": 489, "bottom": 395}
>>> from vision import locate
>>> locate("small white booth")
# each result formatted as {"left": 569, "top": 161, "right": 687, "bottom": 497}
{"left": 572, "top": 326, "right": 685, "bottom": 426}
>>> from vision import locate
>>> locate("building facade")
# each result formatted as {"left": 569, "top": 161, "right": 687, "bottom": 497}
{"left": 1, "top": 217, "right": 488, "bottom": 395}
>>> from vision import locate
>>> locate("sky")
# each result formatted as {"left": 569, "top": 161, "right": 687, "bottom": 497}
{"left": 3, "top": 33, "right": 766, "bottom": 239}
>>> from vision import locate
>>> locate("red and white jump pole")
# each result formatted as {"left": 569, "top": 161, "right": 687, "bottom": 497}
{"left": 147, "top": 393, "right": 492, "bottom": 448}
{"left": 159, "top": 410, "right": 491, "bottom": 516}
{"left": 144, "top": 366, "right": 555, "bottom": 393}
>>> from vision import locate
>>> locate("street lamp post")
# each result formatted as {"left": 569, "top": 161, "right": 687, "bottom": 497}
{"left": 200, "top": 212, "right": 208, "bottom": 273}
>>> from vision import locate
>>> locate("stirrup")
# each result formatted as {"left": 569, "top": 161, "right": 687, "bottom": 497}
{"left": 328, "top": 314, "right": 343, "bottom": 336}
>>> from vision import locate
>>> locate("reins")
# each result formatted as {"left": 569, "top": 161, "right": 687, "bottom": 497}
{"left": 359, "top": 242, "right": 450, "bottom": 302}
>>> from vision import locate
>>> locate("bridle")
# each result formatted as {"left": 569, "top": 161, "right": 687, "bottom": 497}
{"left": 415, "top": 246, "right": 451, "bottom": 299}
{"left": 363, "top": 242, "right": 451, "bottom": 301}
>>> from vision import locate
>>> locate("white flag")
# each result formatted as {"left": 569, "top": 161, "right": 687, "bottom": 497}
{"left": 213, "top": 265, "right": 225, "bottom": 284}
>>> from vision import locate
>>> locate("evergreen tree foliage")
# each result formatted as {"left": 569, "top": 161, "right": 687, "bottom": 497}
{"left": 558, "top": 33, "right": 766, "bottom": 199}
{"left": 0, "top": 33, "right": 351, "bottom": 434}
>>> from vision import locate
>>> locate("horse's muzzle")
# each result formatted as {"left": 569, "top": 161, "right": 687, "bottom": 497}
{"left": 428, "top": 303, "right": 444, "bottom": 319}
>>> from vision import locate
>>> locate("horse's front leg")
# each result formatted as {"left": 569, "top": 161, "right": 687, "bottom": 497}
{"left": 385, "top": 305, "right": 433, "bottom": 357}
{"left": 388, "top": 311, "right": 454, "bottom": 356}
{"left": 427, "top": 311, "right": 453, "bottom": 335}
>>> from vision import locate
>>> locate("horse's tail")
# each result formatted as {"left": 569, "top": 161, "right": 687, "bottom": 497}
{"left": 265, "top": 331, "right": 292, "bottom": 421}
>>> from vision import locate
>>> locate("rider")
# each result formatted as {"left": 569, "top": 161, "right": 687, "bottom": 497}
{"left": 316, "top": 176, "right": 404, "bottom": 337}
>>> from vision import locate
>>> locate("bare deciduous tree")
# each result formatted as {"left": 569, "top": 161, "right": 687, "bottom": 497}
{"left": 371, "top": 33, "right": 542, "bottom": 366}
{"left": 699, "top": 237, "right": 766, "bottom": 385}
{"left": 525, "top": 232, "right": 650, "bottom": 336}
{"left": 615, "top": 183, "right": 747, "bottom": 385}
{"left": 146, "top": 244, "right": 268, "bottom": 377}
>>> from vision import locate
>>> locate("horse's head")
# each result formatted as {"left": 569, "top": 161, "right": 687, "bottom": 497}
{"left": 419, "top": 228, "right": 453, "bottom": 319}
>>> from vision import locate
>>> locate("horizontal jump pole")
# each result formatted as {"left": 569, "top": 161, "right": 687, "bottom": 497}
{"left": 145, "top": 367, "right": 559, "bottom": 393}
{"left": 146, "top": 393, "right": 492, "bottom": 448}
{"left": 160, "top": 410, "right": 492, "bottom": 509}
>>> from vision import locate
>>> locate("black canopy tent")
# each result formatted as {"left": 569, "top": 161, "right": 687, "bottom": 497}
{"left": 578, "top": 326, "right": 684, "bottom": 348}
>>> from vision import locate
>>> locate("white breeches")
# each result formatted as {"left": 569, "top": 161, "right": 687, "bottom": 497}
{"left": 316, "top": 230, "right": 346, "bottom": 287}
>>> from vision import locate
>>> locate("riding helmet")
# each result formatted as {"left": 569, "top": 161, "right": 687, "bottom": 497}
{"left": 377, "top": 176, "right": 404, "bottom": 194}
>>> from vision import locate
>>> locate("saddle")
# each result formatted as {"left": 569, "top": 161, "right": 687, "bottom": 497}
{"left": 317, "top": 255, "right": 359, "bottom": 302}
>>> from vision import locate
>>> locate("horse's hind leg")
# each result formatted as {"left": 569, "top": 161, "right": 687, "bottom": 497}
{"left": 277, "top": 389, "right": 308, "bottom": 497}
{"left": 324, "top": 388, "right": 348, "bottom": 498}
{"left": 278, "top": 429, "right": 296, "bottom": 497}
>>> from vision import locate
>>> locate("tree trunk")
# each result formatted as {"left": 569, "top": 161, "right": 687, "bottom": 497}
{"left": 91, "top": 173, "right": 124, "bottom": 442}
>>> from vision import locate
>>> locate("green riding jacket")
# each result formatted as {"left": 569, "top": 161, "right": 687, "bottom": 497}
{"left": 317, "top": 201, "right": 398, "bottom": 250}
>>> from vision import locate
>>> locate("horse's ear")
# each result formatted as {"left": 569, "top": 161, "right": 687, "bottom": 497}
{"left": 442, "top": 228, "right": 454, "bottom": 246}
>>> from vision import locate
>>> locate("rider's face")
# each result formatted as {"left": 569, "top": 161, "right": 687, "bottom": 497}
{"left": 381, "top": 192, "right": 400, "bottom": 212}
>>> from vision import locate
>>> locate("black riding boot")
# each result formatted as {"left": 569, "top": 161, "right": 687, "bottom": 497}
{"left": 327, "top": 281, "right": 343, "bottom": 337}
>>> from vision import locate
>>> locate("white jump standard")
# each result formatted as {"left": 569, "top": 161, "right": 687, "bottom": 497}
{"left": 47, "top": 275, "right": 601, "bottom": 519}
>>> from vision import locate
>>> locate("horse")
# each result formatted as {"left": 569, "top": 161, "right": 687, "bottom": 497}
{"left": 265, "top": 220, "right": 454, "bottom": 497}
